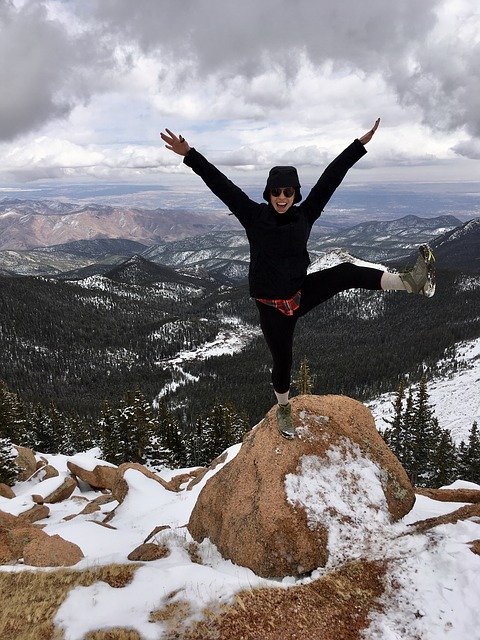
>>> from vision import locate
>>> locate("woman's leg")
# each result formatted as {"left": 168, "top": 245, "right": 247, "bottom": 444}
{"left": 255, "top": 301, "right": 297, "bottom": 394}
{"left": 255, "top": 302, "right": 298, "bottom": 438}
{"left": 299, "top": 245, "right": 436, "bottom": 316}
{"left": 298, "top": 262, "right": 383, "bottom": 316}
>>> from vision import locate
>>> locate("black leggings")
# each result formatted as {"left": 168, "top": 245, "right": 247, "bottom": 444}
{"left": 255, "top": 263, "right": 383, "bottom": 393}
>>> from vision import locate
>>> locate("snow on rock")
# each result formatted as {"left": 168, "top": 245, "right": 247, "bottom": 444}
{"left": 285, "top": 442, "right": 392, "bottom": 568}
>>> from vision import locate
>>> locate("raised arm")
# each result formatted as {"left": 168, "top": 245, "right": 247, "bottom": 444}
{"left": 160, "top": 129, "right": 257, "bottom": 228}
{"left": 301, "top": 118, "right": 380, "bottom": 225}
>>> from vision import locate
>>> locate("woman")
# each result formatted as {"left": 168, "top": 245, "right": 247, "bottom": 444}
{"left": 160, "top": 121, "right": 435, "bottom": 438}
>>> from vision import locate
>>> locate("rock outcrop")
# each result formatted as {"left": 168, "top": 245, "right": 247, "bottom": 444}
{"left": 188, "top": 394, "right": 415, "bottom": 578}
{"left": 0, "top": 483, "right": 15, "bottom": 499}
{"left": 112, "top": 463, "right": 172, "bottom": 504}
{"left": 67, "top": 459, "right": 117, "bottom": 490}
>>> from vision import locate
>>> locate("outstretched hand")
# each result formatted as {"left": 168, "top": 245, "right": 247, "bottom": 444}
{"left": 358, "top": 118, "right": 380, "bottom": 145}
{"left": 160, "top": 129, "right": 191, "bottom": 156}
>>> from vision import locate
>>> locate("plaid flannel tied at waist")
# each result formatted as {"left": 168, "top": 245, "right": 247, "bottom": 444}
{"left": 256, "top": 289, "right": 301, "bottom": 316}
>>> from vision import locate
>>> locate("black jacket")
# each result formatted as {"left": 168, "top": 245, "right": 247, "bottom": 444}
{"left": 183, "top": 139, "right": 367, "bottom": 298}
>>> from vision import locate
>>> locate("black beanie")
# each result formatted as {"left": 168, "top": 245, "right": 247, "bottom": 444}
{"left": 263, "top": 166, "right": 302, "bottom": 203}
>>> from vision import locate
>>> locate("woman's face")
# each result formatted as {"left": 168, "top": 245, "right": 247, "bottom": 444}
{"left": 270, "top": 187, "right": 295, "bottom": 214}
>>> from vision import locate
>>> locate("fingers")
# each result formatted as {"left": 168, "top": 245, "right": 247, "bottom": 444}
{"left": 160, "top": 128, "right": 190, "bottom": 156}
{"left": 371, "top": 118, "right": 380, "bottom": 133}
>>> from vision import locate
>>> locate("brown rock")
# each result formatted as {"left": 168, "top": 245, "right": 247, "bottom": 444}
{"left": 41, "top": 464, "right": 60, "bottom": 480}
{"left": 91, "top": 494, "right": 116, "bottom": 507}
{"left": 0, "top": 483, "right": 15, "bottom": 499}
{"left": 17, "top": 504, "right": 50, "bottom": 525}
{"left": 4, "top": 526, "right": 49, "bottom": 563}
{"left": 164, "top": 471, "right": 203, "bottom": 492}
{"left": 67, "top": 460, "right": 118, "bottom": 490}
{"left": 127, "top": 543, "right": 169, "bottom": 561}
{"left": 415, "top": 487, "right": 480, "bottom": 503}
{"left": 112, "top": 463, "right": 172, "bottom": 504}
{"left": 188, "top": 395, "right": 415, "bottom": 578}
{"left": 13, "top": 445, "right": 37, "bottom": 481}
{"left": 411, "top": 503, "right": 480, "bottom": 533}
{"left": 144, "top": 525, "right": 171, "bottom": 544}
{"left": 23, "top": 533, "right": 84, "bottom": 567}
{"left": 44, "top": 476, "right": 77, "bottom": 503}
{"left": 0, "top": 530, "right": 17, "bottom": 564}
{"left": 469, "top": 540, "right": 480, "bottom": 555}
{"left": 0, "top": 510, "right": 19, "bottom": 529}
{"left": 187, "top": 453, "right": 228, "bottom": 491}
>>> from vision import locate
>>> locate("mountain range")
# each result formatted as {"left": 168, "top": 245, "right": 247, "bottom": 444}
{"left": 1, "top": 211, "right": 475, "bottom": 280}
{"left": 0, "top": 197, "right": 237, "bottom": 251}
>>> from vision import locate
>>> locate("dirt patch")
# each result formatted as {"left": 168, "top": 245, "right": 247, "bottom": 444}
{"left": 0, "top": 563, "right": 139, "bottom": 640}
{"left": 178, "top": 559, "right": 387, "bottom": 640}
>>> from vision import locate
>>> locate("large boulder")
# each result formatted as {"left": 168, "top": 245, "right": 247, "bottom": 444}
{"left": 188, "top": 394, "right": 415, "bottom": 578}
{"left": 0, "top": 525, "right": 49, "bottom": 564}
{"left": 23, "top": 533, "right": 84, "bottom": 567}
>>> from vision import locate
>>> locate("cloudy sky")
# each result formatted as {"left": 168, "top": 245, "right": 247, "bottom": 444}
{"left": 1, "top": 0, "right": 479, "bottom": 187}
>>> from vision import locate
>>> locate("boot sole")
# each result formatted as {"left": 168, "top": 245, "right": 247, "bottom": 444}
{"left": 419, "top": 244, "right": 436, "bottom": 297}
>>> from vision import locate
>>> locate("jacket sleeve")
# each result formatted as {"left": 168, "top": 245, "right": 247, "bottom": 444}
{"left": 300, "top": 139, "right": 367, "bottom": 225}
{"left": 183, "top": 148, "right": 257, "bottom": 228}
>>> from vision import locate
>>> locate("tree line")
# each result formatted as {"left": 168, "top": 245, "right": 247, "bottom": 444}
{"left": 383, "top": 376, "right": 480, "bottom": 487}
{"left": 0, "top": 380, "right": 249, "bottom": 485}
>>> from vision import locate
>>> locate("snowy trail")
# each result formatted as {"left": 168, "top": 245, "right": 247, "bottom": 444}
{"left": 154, "top": 316, "right": 261, "bottom": 402}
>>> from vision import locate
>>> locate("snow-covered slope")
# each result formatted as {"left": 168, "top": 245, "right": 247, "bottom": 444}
{"left": 2, "top": 445, "right": 479, "bottom": 639}
{"left": 369, "top": 338, "right": 480, "bottom": 443}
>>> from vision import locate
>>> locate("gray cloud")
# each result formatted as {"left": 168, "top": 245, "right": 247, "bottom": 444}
{"left": 0, "top": 1, "right": 118, "bottom": 141}
{"left": 2, "top": 0, "right": 479, "bottom": 155}
{"left": 89, "top": 0, "right": 480, "bottom": 141}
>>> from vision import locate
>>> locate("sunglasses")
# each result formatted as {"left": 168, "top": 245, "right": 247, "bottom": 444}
{"left": 270, "top": 187, "right": 295, "bottom": 198}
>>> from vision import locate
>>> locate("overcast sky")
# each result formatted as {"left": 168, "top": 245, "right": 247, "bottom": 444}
{"left": 0, "top": 0, "right": 479, "bottom": 187}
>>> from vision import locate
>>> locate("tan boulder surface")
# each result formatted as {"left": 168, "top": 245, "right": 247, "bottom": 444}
{"left": 0, "top": 483, "right": 15, "bottom": 498}
{"left": 32, "top": 476, "right": 77, "bottom": 504}
{"left": 0, "top": 525, "right": 49, "bottom": 564}
{"left": 415, "top": 487, "right": 480, "bottom": 503}
{"left": 127, "top": 542, "right": 170, "bottom": 561}
{"left": 13, "top": 445, "right": 37, "bottom": 481}
{"left": 23, "top": 533, "right": 84, "bottom": 567}
{"left": 16, "top": 504, "right": 50, "bottom": 525}
{"left": 188, "top": 394, "right": 415, "bottom": 578}
{"left": 67, "top": 459, "right": 117, "bottom": 490}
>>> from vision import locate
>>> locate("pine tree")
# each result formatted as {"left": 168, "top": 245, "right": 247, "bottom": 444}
{"left": 0, "top": 437, "right": 19, "bottom": 486}
{"left": 0, "top": 381, "right": 27, "bottom": 444}
{"left": 457, "top": 422, "right": 480, "bottom": 483}
{"left": 67, "top": 414, "right": 95, "bottom": 455}
{"left": 294, "top": 358, "right": 315, "bottom": 395}
{"left": 147, "top": 399, "right": 184, "bottom": 469}
{"left": 383, "top": 379, "right": 405, "bottom": 456}
{"left": 428, "top": 425, "right": 458, "bottom": 488}
{"left": 99, "top": 400, "right": 123, "bottom": 465}
{"left": 27, "top": 403, "right": 61, "bottom": 453}
{"left": 112, "top": 389, "right": 156, "bottom": 465}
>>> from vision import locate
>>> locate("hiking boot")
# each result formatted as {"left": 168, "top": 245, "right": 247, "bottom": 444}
{"left": 400, "top": 244, "right": 436, "bottom": 297}
{"left": 277, "top": 403, "right": 295, "bottom": 439}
